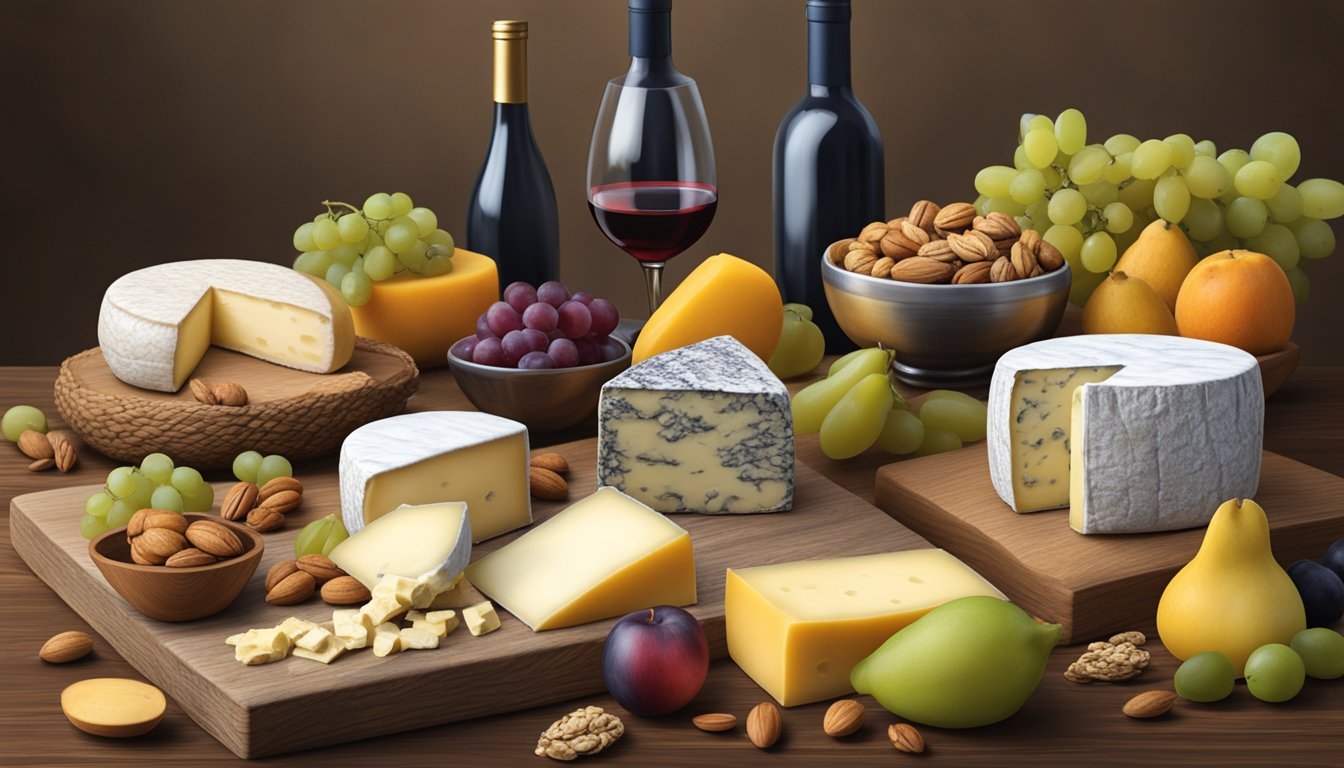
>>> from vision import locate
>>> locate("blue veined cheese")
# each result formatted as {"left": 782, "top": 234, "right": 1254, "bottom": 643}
{"left": 987, "top": 335, "right": 1264, "bottom": 534}
{"left": 597, "top": 335, "right": 794, "bottom": 514}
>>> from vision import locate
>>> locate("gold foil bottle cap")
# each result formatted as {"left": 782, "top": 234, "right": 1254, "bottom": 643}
{"left": 492, "top": 20, "right": 527, "bottom": 40}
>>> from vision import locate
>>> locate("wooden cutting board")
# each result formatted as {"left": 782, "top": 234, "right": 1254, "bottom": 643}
{"left": 10, "top": 438, "right": 929, "bottom": 759}
{"left": 875, "top": 443, "right": 1344, "bottom": 644}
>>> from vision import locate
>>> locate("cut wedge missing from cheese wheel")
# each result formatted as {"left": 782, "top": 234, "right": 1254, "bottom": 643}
{"left": 987, "top": 335, "right": 1264, "bottom": 534}
{"left": 98, "top": 259, "right": 356, "bottom": 392}
{"left": 466, "top": 487, "right": 696, "bottom": 631}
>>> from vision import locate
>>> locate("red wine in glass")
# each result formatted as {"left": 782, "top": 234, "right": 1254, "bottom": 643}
{"left": 587, "top": 181, "right": 718, "bottom": 264}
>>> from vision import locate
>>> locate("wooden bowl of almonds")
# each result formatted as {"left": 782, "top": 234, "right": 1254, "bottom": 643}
{"left": 89, "top": 513, "right": 264, "bottom": 622}
{"left": 822, "top": 200, "right": 1071, "bottom": 388}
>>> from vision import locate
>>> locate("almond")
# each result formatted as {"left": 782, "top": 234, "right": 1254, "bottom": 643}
{"left": 265, "top": 559, "right": 300, "bottom": 592}
{"left": 888, "top": 722, "right": 925, "bottom": 753}
{"left": 1123, "top": 690, "right": 1177, "bottom": 719}
{"left": 885, "top": 216, "right": 908, "bottom": 229}
{"left": 28, "top": 458, "right": 54, "bottom": 472}
{"left": 746, "top": 702, "right": 781, "bottom": 749}
{"left": 1011, "top": 240, "right": 1040, "bottom": 279}
{"left": 131, "top": 528, "right": 188, "bottom": 565}
{"left": 265, "top": 570, "right": 316, "bottom": 605}
{"left": 256, "top": 489, "right": 302, "bottom": 516}
{"left": 1037, "top": 239, "right": 1065, "bottom": 271}
{"left": 164, "top": 547, "right": 218, "bottom": 568}
{"left": 295, "top": 553, "right": 343, "bottom": 584}
{"left": 908, "top": 200, "right": 941, "bottom": 232}
{"left": 949, "top": 230, "right": 996, "bottom": 262}
{"left": 822, "top": 699, "right": 865, "bottom": 737}
{"left": 39, "top": 630, "right": 94, "bottom": 664}
{"left": 1020, "top": 228, "right": 1043, "bottom": 253}
{"left": 828, "top": 238, "right": 856, "bottom": 265}
{"left": 258, "top": 476, "right": 303, "bottom": 502}
{"left": 18, "top": 429, "right": 54, "bottom": 460}
{"left": 844, "top": 248, "right": 878, "bottom": 275}
{"left": 917, "top": 239, "right": 959, "bottom": 264}
{"left": 220, "top": 482, "right": 259, "bottom": 522}
{"left": 858, "top": 221, "right": 889, "bottom": 243}
{"left": 47, "top": 431, "right": 77, "bottom": 472}
{"left": 990, "top": 256, "right": 1018, "bottom": 283}
{"left": 933, "top": 201, "right": 976, "bottom": 235}
{"left": 974, "top": 211, "right": 1020, "bottom": 240}
{"left": 691, "top": 713, "right": 737, "bottom": 732}
{"left": 953, "top": 261, "right": 993, "bottom": 284}
{"left": 212, "top": 381, "right": 249, "bottom": 407}
{"left": 888, "top": 256, "right": 956, "bottom": 284}
{"left": 529, "top": 452, "right": 570, "bottom": 475}
{"left": 321, "top": 575, "right": 372, "bottom": 605}
{"left": 879, "top": 227, "right": 922, "bottom": 261}
{"left": 189, "top": 379, "right": 218, "bottom": 405}
{"left": 870, "top": 256, "right": 895, "bottom": 279}
{"left": 186, "top": 519, "right": 244, "bottom": 558}
{"left": 137, "top": 510, "right": 189, "bottom": 536}
{"left": 530, "top": 466, "right": 569, "bottom": 501}
{"left": 246, "top": 505, "right": 285, "bottom": 532}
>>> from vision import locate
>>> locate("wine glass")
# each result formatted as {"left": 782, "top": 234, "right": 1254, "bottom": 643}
{"left": 587, "top": 75, "right": 716, "bottom": 313}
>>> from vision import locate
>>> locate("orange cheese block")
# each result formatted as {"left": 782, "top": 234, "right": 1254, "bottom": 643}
{"left": 632, "top": 253, "right": 783, "bottom": 364}
{"left": 350, "top": 249, "right": 499, "bottom": 368}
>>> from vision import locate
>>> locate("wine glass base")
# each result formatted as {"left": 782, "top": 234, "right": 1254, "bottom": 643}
{"left": 890, "top": 360, "right": 993, "bottom": 390}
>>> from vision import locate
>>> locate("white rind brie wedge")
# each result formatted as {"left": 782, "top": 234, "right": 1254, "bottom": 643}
{"left": 987, "top": 334, "right": 1264, "bottom": 534}
{"left": 329, "top": 501, "right": 471, "bottom": 593}
{"left": 97, "top": 259, "right": 355, "bottom": 392}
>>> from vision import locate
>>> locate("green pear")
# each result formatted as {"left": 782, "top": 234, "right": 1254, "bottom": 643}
{"left": 850, "top": 596, "right": 1060, "bottom": 728}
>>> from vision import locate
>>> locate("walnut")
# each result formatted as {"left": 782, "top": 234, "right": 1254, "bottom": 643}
{"left": 1064, "top": 630, "right": 1151, "bottom": 683}
{"left": 535, "top": 706, "right": 624, "bottom": 761}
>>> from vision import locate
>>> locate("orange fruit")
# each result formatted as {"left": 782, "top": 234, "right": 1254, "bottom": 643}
{"left": 1174, "top": 250, "right": 1294, "bottom": 355}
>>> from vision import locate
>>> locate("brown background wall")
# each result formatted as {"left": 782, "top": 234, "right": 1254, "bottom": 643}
{"left": 3, "top": 0, "right": 1342, "bottom": 365}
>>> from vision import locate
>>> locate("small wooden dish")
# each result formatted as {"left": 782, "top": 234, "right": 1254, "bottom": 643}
{"left": 89, "top": 514, "right": 263, "bottom": 622}
{"left": 54, "top": 337, "right": 418, "bottom": 469}
{"left": 1257, "top": 341, "right": 1300, "bottom": 398}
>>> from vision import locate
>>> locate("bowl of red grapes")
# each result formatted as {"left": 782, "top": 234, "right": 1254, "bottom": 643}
{"left": 447, "top": 280, "right": 630, "bottom": 432}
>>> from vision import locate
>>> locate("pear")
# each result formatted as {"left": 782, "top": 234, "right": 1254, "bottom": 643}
{"left": 1113, "top": 219, "right": 1199, "bottom": 311}
{"left": 850, "top": 596, "right": 1060, "bottom": 728}
{"left": 1081, "top": 271, "right": 1178, "bottom": 335}
{"left": 1157, "top": 498, "right": 1306, "bottom": 674}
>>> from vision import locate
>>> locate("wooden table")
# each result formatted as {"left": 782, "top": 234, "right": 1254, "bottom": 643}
{"left": 3, "top": 363, "right": 1343, "bottom": 766}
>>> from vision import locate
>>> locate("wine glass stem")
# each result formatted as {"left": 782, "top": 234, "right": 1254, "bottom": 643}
{"left": 641, "top": 262, "right": 665, "bottom": 315}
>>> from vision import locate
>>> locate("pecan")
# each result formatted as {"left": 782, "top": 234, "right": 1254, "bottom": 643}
{"left": 870, "top": 256, "right": 895, "bottom": 279}
{"left": 990, "top": 256, "right": 1018, "bottom": 283}
{"left": 1012, "top": 240, "right": 1041, "bottom": 279}
{"left": 933, "top": 201, "right": 976, "bottom": 235}
{"left": 907, "top": 200, "right": 941, "bottom": 232}
{"left": 844, "top": 249, "right": 878, "bottom": 275}
{"left": 948, "top": 230, "right": 996, "bottom": 262}
{"left": 220, "top": 482, "right": 258, "bottom": 521}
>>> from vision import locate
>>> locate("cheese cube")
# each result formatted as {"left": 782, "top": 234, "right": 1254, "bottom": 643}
{"left": 234, "top": 628, "right": 292, "bottom": 666}
{"left": 462, "top": 601, "right": 501, "bottom": 637}
{"left": 332, "top": 610, "right": 375, "bottom": 650}
{"left": 330, "top": 502, "right": 471, "bottom": 594}
{"left": 294, "top": 626, "right": 333, "bottom": 652}
{"left": 292, "top": 626, "right": 344, "bottom": 664}
{"left": 275, "top": 617, "right": 319, "bottom": 644}
{"left": 339, "top": 412, "right": 531, "bottom": 541}
{"left": 399, "top": 627, "right": 441, "bottom": 650}
{"left": 224, "top": 633, "right": 244, "bottom": 647}
{"left": 360, "top": 574, "right": 421, "bottom": 624}
{"left": 466, "top": 487, "right": 696, "bottom": 631}
{"left": 372, "top": 623, "right": 402, "bottom": 657}
{"left": 598, "top": 335, "right": 793, "bottom": 514}
{"left": 725, "top": 550, "right": 1004, "bottom": 706}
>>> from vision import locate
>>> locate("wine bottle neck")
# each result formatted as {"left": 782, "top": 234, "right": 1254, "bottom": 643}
{"left": 806, "top": 0, "right": 851, "bottom": 88}
{"left": 628, "top": 0, "right": 671, "bottom": 59}
{"left": 492, "top": 20, "right": 528, "bottom": 104}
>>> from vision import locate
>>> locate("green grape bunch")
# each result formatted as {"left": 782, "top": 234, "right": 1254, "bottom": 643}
{"left": 291, "top": 192, "right": 457, "bottom": 306}
{"left": 974, "top": 108, "right": 1344, "bottom": 306}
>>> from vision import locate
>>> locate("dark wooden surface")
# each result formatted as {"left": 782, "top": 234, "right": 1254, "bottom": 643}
{"left": 3, "top": 362, "right": 1344, "bottom": 766}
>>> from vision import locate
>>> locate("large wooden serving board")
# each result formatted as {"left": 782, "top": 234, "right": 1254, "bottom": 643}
{"left": 10, "top": 438, "right": 929, "bottom": 759}
{"left": 53, "top": 339, "right": 419, "bottom": 470}
{"left": 875, "top": 444, "right": 1344, "bottom": 644}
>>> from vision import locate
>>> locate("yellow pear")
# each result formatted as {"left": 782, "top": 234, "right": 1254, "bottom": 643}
{"left": 1157, "top": 498, "right": 1306, "bottom": 674}
{"left": 1081, "top": 271, "right": 1177, "bottom": 335}
{"left": 1113, "top": 219, "right": 1199, "bottom": 310}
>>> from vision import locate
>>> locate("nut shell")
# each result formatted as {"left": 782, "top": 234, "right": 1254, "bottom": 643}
{"left": 18, "top": 430, "right": 54, "bottom": 460}
{"left": 131, "top": 528, "right": 188, "bottom": 565}
{"left": 48, "top": 431, "right": 77, "bottom": 472}
{"left": 265, "top": 560, "right": 300, "bottom": 592}
{"left": 265, "top": 570, "right": 316, "bottom": 605}
{"left": 953, "top": 261, "right": 994, "bottom": 284}
{"left": 933, "top": 201, "right": 976, "bottom": 235}
{"left": 258, "top": 476, "right": 304, "bottom": 503}
{"left": 39, "top": 630, "right": 95, "bottom": 663}
{"left": 185, "top": 519, "right": 244, "bottom": 558}
{"left": 212, "top": 381, "right": 249, "bottom": 407}
{"left": 220, "top": 482, "right": 259, "bottom": 522}
{"left": 907, "top": 200, "right": 941, "bottom": 232}
{"left": 889, "top": 257, "right": 956, "bottom": 284}
{"left": 888, "top": 723, "right": 925, "bottom": 753}
{"left": 822, "top": 699, "right": 865, "bottom": 737}
{"left": 164, "top": 547, "right": 219, "bottom": 568}
{"left": 295, "top": 553, "right": 343, "bottom": 584}
{"left": 746, "top": 702, "right": 782, "bottom": 749}
{"left": 189, "top": 379, "right": 218, "bottom": 405}
{"left": 257, "top": 489, "right": 302, "bottom": 516}
{"left": 990, "top": 256, "right": 1018, "bottom": 283}
{"left": 246, "top": 506, "right": 285, "bottom": 532}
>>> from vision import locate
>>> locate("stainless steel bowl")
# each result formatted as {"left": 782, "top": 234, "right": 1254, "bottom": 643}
{"left": 821, "top": 248, "right": 1071, "bottom": 388}
{"left": 447, "top": 337, "right": 632, "bottom": 433}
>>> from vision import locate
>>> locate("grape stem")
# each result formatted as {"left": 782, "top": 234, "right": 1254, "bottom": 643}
{"left": 320, "top": 200, "right": 362, "bottom": 217}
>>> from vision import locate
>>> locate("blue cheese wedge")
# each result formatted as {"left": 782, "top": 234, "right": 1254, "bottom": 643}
{"left": 987, "top": 334, "right": 1263, "bottom": 534}
{"left": 339, "top": 412, "right": 530, "bottom": 541}
{"left": 597, "top": 335, "right": 794, "bottom": 514}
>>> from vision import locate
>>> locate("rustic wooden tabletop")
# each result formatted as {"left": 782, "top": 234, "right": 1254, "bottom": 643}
{"left": 3, "top": 362, "right": 1342, "bottom": 766}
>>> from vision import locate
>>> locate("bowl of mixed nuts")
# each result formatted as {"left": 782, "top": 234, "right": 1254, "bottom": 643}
{"left": 89, "top": 512, "right": 264, "bottom": 622}
{"left": 822, "top": 200, "right": 1071, "bottom": 388}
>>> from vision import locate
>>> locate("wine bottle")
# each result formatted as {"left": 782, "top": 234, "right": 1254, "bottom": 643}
{"left": 466, "top": 20, "right": 560, "bottom": 292}
{"left": 773, "top": 0, "right": 884, "bottom": 350}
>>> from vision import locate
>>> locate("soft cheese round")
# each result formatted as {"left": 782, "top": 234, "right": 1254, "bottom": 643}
{"left": 98, "top": 259, "right": 354, "bottom": 391}
{"left": 988, "top": 334, "right": 1264, "bottom": 534}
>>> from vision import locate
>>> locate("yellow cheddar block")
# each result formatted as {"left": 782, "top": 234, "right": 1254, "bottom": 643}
{"left": 632, "top": 253, "right": 783, "bottom": 364}
{"left": 350, "top": 248, "right": 499, "bottom": 367}
{"left": 466, "top": 487, "right": 696, "bottom": 631}
{"left": 725, "top": 550, "right": 1004, "bottom": 707}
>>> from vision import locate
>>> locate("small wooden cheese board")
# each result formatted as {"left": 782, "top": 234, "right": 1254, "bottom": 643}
{"left": 10, "top": 438, "right": 929, "bottom": 758}
{"left": 53, "top": 338, "right": 418, "bottom": 470}
{"left": 875, "top": 443, "right": 1344, "bottom": 644}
